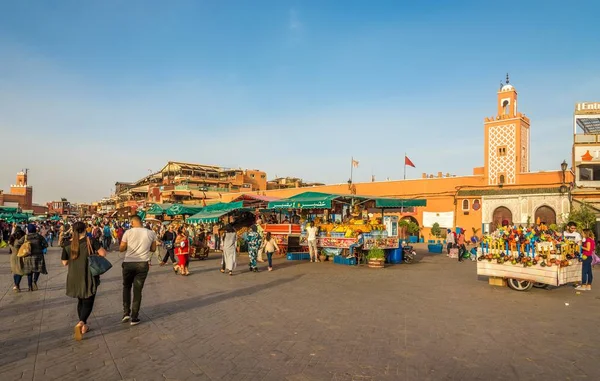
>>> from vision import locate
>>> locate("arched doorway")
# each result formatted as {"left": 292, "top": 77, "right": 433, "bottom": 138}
{"left": 491, "top": 206, "right": 512, "bottom": 232}
{"left": 400, "top": 216, "right": 420, "bottom": 239}
{"left": 534, "top": 206, "right": 556, "bottom": 225}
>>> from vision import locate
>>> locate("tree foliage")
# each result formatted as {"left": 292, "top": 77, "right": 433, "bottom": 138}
{"left": 431, "top": 222, "right": 442, "bottom": 238}
{"left": 567, "top": 203, "right": 597, "bottom": 230}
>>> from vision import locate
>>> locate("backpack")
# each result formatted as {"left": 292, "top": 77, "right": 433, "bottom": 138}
{"left": 18, "top": 237, "right": 32, "bottom": 257}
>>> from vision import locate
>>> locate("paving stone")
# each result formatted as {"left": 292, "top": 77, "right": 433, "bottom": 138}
{"left": 1, "top": 246, "right": 600, "bottom": 380}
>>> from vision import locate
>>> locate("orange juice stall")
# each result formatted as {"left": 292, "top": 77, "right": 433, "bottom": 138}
{"left": 263, "top": 192, "right": 426, "bottom": 260}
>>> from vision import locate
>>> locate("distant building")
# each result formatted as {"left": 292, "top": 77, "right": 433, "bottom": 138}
{"left": 0, "top": 171, "right": 33, "bottom": 209}
{"left": 267, "top": 177, "right": 325, "bottom": 190}
{"left": 47, "top": 198, "right": 73, "bottom": 215}
{"left": 97, "top": 161, "right": 268, "bottom": 215}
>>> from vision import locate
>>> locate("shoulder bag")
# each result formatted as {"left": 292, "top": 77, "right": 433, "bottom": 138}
{"left": 17, "top": 237, "right": 32, "bottom": 257}
{"left": 86, "top": 238, "right": 113, "bottom": 276}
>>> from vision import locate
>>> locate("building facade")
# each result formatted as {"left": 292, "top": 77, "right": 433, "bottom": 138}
{"left": 222, "top": 79, "right": 572, "bottom": 238}
{"left": 0, "top": 171, "right": 34, "bottom": 210}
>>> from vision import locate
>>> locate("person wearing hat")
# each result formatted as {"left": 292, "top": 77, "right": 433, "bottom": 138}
{"left": 15, "top": 224, "right": 49, "bottom": 291}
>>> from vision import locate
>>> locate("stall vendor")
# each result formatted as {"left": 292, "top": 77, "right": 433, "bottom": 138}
{"left": 349, "top": 230, "right": 364, "bottom": 257}
{"left": 563, "top": 221, "right": 582, "bottom": 245}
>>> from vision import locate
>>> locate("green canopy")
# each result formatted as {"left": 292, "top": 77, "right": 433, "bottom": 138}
{"left": 4, "top": 213, "right": 30, "bottom": 222}
{"left": 202, "top": 201, "right": 244, "bottom": 213}
{"left": 50, "top": 215, "right": 62, "bottom": 221}
{"left": 146, "top": 203, "right": 172, "bottom": 215}
{"left": 166, "top": 204, "right": 205, "bottom": 216}
{"left": 185, "top": 201, "right": 250, "bottom": 224}
{"left": 373, "top": 198, "right": 427, "bottom": 208}
{"left": 187, "top": 211, "right": 229, "bottom": 224}
{"left": 0, "top": 206, "right": 19, "bottom": 214}
{"left": 137, "top": 210, "right": 146, "bottom": 220}
{"left": 267, "top": 192, "right": 341, "bottom": 210}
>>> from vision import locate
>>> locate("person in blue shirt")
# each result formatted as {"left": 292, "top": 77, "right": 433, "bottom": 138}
{"left": 349, "top": 230, "right": 364, "bottom": 258}
{"left": 102, "top": 223, "right": 112, "bottom": 251}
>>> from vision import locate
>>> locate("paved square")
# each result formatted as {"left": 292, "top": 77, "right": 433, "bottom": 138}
{"left": 1, "top": 246, "right": 599, "bottom": 381}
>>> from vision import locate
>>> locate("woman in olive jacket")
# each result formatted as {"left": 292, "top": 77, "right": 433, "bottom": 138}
{"left": 15, "top": 224, "right": 48, "bottom": 291}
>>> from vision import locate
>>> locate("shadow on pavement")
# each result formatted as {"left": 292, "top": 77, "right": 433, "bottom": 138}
{"left": 0, "top": 273, "right": 304, "bottom": 368}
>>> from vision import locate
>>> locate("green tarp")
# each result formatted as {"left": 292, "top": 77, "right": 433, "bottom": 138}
{"left": 0, "top": 206, "right": 19, "bottom": 213}
{"left": 267, "top": 192, "right": 340, "bottom": 210}
{"left": 50, "top": 215, "right": 62, "bottom": 221}
{"left": 201, "top": 201, "right": 244, "bottom": 213}
{"left": 146, "top": 203, "right": 172, "bottom": 215}
{"left": 187, "top": 211, "right": 229, "bottom": 224}
{"left": 185, "top": 201, "right": 250, "bottom": 224}
{"left": 374, "top": 198, "right": 427, "bottom": 208}
{"left": 1, "top": 213, "right": 30, "bottom": 222}
{"left": 267, "top": 192, "right": 427, "bottom": 210}
{"left": 166, "top": 204, "right": 205, "bottom": 216}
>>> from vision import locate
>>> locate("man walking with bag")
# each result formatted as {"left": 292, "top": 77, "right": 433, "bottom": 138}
{"left": 119, "top": 215, "right": 156, "bottom": 326}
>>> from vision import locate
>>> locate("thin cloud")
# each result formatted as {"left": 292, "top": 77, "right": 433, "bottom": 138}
{"left": 288, "top": 8, "right": 302, "bottom": 31}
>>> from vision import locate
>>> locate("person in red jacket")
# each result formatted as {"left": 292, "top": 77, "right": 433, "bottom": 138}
{"left": 174, "top": 227, "right": 190, "bottom": 276}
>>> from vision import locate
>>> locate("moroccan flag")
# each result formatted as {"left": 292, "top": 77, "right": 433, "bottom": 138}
{"left": 352, "top": 159, "right": 359, "bottom": 168}
{"left": 405, "top": 155, "right": 416, "bottom": 168}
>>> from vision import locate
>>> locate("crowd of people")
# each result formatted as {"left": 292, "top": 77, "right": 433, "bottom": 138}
{"left": 1, "top": 214, "right": 284, "bottom": 341}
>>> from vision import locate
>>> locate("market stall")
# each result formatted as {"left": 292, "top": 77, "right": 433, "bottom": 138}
{"left": 477, "top": 225, "right": 582, "bottom": 291}
{"left": 265, "top": 192, "right": 427, "bottom": 259}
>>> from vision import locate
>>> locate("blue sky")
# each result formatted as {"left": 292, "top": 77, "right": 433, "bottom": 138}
{"left": 1, "top": 1, "right": 599, "bottom": 203}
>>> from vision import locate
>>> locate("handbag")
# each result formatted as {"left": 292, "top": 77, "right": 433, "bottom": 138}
{"left": 592, "top": 253, "right": 600, "bottom": 266}
{"left": 17, "top": 237, "right": 32, "bottom": 257}
{"left": 86, "top": 238, "right": 113, "bottom": 276}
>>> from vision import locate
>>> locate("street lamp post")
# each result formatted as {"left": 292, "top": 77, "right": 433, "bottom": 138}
{"left": 560, "top": 160, "right": 568, "bottom": 194}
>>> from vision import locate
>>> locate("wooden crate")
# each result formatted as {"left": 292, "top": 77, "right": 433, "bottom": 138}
{"left": 488, "top": 277, "right": 507, "bottom": 287}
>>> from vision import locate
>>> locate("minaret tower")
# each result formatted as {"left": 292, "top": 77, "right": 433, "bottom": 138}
{"left": 484, "top": 75, "right": 531, "bottom": 185}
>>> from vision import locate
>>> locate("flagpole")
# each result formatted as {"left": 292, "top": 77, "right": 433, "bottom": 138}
{"left": 350, "top": 156, "right": 353, "bottom": 184}
{"left": 403, "top": 152, "right": 406, "bottom": 180}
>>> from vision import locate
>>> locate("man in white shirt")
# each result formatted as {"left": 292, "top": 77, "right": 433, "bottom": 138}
{"left": 119, "top": 215, "right": 156, "bottom": 326}
{"left": 306, "top": 221, "right": 319, "bottom": 262}
{"left": 563, "top": 221, "right": 582, "bottom": 245}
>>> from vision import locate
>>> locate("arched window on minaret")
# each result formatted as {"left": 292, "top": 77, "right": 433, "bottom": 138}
{"left": 503, "top": 100, "right": 510, "bottom": 115}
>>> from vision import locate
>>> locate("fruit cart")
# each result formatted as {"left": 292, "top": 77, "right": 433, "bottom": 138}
{"left": 262, "top": 223, "right": 303, "bottom": 254}
{"left": 477, "top": 241, "right": 582, "bottom": 291}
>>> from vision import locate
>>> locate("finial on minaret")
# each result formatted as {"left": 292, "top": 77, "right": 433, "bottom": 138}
{"left": 506, "top": 73, "right": 510, "bottom": 84}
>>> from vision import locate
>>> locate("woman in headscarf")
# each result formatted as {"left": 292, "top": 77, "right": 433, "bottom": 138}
{"left": 246, "top": 225, "right": 262, "bottom": 272}
{"left": 15, "top": 224, "right": 48, "bottom": 291}
{"left": 9, "top": 228, "right": 26, "bottom": 292}
{"left": 61, "top": 221, "right": 108, "bottom": 340}
{"left": 221, "top": 225, "right": 237, "bottom": 276}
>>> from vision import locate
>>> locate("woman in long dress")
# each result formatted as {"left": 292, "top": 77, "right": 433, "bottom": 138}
{"left": 61, "top": 221, "right": 108, "bottom": 340}
{"left": 221, "top": 225, "right": 237, "bottom": 276}
{"left": 246, "top": 225, "right": 262, "bottom": 272}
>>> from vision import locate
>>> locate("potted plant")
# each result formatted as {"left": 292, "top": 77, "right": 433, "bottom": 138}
{"left": 407, "top": 222, "right": 420, "bottom": 243}
{"left": 367, "top": 248, "right": 385, "bottom": 269}
{"left": 318, "top": 249, "right": 327, "bottom": 262}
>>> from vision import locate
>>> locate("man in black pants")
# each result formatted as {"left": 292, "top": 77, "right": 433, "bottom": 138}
{"left": 160, "top": 225, "right": 176, "bottom": 266}
{"left": 119, "top": 215, "right": 157, "bottom": 326}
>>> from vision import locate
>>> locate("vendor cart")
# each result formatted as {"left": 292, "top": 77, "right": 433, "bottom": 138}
{"left": 477, "top": 242, "right": 582, "bottom": 291}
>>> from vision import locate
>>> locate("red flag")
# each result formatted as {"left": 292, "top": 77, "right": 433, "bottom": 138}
{"left": 405, "top": 155, "right": 416, "bottom": 168}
